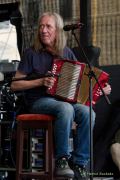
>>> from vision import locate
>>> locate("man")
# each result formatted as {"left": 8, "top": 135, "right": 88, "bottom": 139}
{"left": 11, "top": 12, "right": 111, "bottom": 179}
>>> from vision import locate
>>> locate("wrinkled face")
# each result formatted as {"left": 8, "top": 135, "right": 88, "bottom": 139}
{"left": 39, "top": 15, "right": 57, "bottom": 47}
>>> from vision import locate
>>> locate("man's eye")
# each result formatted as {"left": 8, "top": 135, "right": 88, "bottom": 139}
{"left": 47, "top": 25, "right": 53, "bottom": 29}
{"left": 39, "top": 25, "right": 44, "bottom": 29}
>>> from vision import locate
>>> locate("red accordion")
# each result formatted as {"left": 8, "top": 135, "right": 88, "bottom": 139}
{"left": 47, "top": 59, "right": 109, "bottom": 106}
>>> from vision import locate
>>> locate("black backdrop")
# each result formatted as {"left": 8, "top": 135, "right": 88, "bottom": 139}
{"left": 73, "top": 47, "right": 120, "bottom": 177}
{"left": 93, "top": 65, "right": 120, "bottom": 178}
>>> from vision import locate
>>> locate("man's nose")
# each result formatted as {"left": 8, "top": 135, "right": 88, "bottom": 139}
{"left": 42, "top": 25, "right": 48, "bottom": 32}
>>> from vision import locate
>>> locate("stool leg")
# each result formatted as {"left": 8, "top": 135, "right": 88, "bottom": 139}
{"left": 16, "top": 122, "right": 24, "bottom": 180}
{"left": 46, "top": 121, "right": 53, "bottom": 180}
{"left": 16, "top": 119, "right": 55, "bottom": 180}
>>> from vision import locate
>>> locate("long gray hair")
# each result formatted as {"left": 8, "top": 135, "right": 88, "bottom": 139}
{"left": 33, "top": 12, "right": 67, "bottom": 56}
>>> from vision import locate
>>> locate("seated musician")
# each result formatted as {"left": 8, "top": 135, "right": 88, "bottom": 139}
{"left": 10, "top": 12, "right": 111, "bottom": 179}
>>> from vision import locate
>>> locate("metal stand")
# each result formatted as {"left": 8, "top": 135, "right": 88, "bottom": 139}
{"left": 71, "top": 29, "right": 111, "bottom": 180}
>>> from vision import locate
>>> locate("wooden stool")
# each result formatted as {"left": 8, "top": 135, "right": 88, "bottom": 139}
{"left": 16, "top": 114, "right": 55, "bottom": 180}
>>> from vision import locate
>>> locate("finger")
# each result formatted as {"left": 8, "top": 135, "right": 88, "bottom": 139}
{"left": 44, "top": 77, "right": 55, "bottom": 87}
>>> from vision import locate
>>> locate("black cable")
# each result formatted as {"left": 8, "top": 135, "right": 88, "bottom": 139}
{"left": 1, "top": 83, "right": 16, "bottom": 168}
{"left": 9, "top": 117, "right": 16, "bottom": 168}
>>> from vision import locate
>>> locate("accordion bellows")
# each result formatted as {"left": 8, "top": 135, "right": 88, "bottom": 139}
{"left": 78, "top": 64, "right": 109, "bottom": 106}
{"left": 47, "top": 59, "right": 109, "bottom": 106}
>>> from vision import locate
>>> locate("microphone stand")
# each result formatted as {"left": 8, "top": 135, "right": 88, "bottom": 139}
{"left": 71, "top": 29, "right": 111, "bottom": 180}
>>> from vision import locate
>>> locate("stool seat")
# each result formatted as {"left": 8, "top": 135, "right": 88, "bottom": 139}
{"left": 16, "top": 114, "right": 55, "bottom": 121}
{"left": 16, "top": 113, "right": 55, "bottom": 180}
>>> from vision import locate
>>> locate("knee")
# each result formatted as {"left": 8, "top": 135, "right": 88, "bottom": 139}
{"left": 83, "top": 106, "right": 95, "bottom": 123}
{"left": 84, "top": 107, "right": 96, "bottom": 128}
{"left": 75, "top": 105, "right": 96, "bottom": 127}
{"left": 55, "top": 102, "right": 75, "bottom": 124}
{"left": 57, "top": 102, "right": 74, "bottom": 115}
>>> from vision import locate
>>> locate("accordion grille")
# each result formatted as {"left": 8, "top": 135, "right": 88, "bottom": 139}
{"left": 56, "top": 62, "right": 81, "bottom": 99}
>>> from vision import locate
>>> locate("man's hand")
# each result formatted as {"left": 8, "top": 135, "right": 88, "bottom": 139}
{"left": 43, "top": 76, "right": 56, "bottom": 88}
{"left": 101, "top": 83, "right": 111, "bottom": 95}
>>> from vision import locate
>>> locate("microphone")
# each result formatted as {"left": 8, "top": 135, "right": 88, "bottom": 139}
{"left": 63, "top": 23, "right": 84, "bottom": 31}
